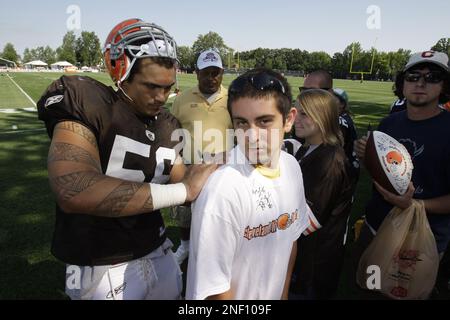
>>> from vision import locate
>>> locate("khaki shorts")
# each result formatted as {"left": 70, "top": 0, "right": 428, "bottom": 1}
{"left": 170, "top": 205, "right": 192, "bottom": 228}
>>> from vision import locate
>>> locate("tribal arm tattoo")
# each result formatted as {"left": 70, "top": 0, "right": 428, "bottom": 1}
{"left": 48, "top": 121, "right": 155, "bottom": 217}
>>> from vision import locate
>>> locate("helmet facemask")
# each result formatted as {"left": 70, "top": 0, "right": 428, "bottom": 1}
{"left": 103, "top": 20, "right": 178, "bottom": 85}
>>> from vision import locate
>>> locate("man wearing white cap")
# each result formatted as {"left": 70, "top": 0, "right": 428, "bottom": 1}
{"left": 354, "top": 50, "right": 450, "bottom": 296}
{"left": 170, "top": 49, "right": 232, "bottom": 265}
{"left": 390, "top": 51, "right": 450, "bottom": 114}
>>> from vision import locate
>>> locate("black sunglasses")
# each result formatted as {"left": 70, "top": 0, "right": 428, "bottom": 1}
{"left": 229, "top": 73, "right": 286, "bottom": 95}
{"left": 404, "top": 71, "right": 444, "bottom": 84}
{"left": 299, "top": 86, "right": 331, "bottom": 92}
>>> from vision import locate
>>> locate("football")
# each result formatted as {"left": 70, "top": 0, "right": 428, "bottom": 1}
{"left": 364, "top": 131, "right": 413, "bottom": 195}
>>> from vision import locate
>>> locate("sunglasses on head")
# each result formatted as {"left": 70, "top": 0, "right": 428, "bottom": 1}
{"left": 299, "top": 86, "right": 331, "bottom": 92}
{"left": 229, "top": 72, "right": 286, "bottom": 96}
{"left": 404, "top": 71, "right": 444, "bottom": 84}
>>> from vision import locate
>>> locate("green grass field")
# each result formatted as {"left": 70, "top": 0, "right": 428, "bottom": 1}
{"left": 0, "top": 71, "right": 448, "bottom": 299}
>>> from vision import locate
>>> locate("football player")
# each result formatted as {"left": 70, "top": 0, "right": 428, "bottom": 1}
{"left": 37, "top": 19, "right": 217, "bottom": 300}
{"left": 333, "top": 88, "right": 360, "bottom": 176}
{"left": 389, "top": 97, "right": 407, "bottom": 114}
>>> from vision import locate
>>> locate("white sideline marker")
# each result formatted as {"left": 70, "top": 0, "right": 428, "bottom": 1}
{"left": 0, "top": 128, "right": 46, "bottom": 135}
{"left": 6, "top": 74, "right": 36, "bottom": 107}
{"left": 0, "top": 108, "right": 37, "bottom": 114}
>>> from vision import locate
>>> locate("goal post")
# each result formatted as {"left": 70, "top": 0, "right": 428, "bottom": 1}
{"left": 349, "top": 39, "right": 377, "bottom": 82}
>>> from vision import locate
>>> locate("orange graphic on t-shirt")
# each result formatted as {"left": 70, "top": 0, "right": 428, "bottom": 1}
{"left": 277, "top": 214, "right": 289, "bottom": 230}
{"left": 243, "top": 210, "right": 299, "bottom": 240}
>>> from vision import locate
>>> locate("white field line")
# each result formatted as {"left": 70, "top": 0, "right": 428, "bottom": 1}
{"left": 0, "top": 128, "right": 46, "bottom": 135}
{"left": 0, "top": 107, "right": 37, "bottom": 114}
{"left": 6, "top": 74, "right": 36, "bottom": 107}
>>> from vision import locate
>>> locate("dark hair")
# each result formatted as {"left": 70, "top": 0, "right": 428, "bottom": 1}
{"left": 393, "top": 63, "right": 450, "bottom": 103}
{"left": 227, "top": 68, "right": 292, "bottom": 122}
{"left": 306, "top": 69, "right": 333, "bottom": 88}
{"left": 127, "top": 57, "right": 176, "bottom": 83}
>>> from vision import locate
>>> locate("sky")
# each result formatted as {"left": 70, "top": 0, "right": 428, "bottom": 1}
{"left": 0, "top": 0, "right": 449, "bottom": 58}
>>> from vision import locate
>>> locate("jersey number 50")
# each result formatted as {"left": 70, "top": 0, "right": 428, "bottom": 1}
{"left": 105, "top": 135, "right": 176, "bottom": 183}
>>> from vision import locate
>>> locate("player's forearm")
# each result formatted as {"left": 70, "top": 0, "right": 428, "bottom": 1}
{"left": 282, "top": 241, "right": 297, "bottom": 300}
{"left": 49, "top": 169, "right": 155, "bottom": 217}
{"left": 48, "top": 121, "right": 188, "bottom": 217}
{"left": 48, "top": 121, "right": 156, "bottom": 217}
{"left": 423, "top": 194, "right": 450, "bottom": 215}
{"left": 47, "top": 139, "right": 156, "bottom": 217}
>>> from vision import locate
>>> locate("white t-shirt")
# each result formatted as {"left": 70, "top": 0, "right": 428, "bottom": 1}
{"left": 186, "top": 147, "right": 318, "bottom": 300}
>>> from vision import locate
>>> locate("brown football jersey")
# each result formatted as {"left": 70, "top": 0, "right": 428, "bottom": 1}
{"left": 38, "top": 76, "right": 182, "bottom": 265}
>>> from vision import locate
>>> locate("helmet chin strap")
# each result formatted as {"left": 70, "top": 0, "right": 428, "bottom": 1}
{"left": 117, "top": 82, "right": 134, "bottom": 102}
{"left": 118, "top": 82, "right": 158, "bottom": 121}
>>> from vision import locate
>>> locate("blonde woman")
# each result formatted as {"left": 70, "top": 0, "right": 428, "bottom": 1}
{"left": 288, "top": 89, "right": 356, "bottom": 299}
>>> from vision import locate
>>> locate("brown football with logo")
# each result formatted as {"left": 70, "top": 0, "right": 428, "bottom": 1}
{"left": 364, "top": 131, "right": 413, "bottom": 195}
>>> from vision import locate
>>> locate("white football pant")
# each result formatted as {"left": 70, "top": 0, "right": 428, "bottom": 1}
{"left": 65, "top": 239, "right": 182, "bottom": 300}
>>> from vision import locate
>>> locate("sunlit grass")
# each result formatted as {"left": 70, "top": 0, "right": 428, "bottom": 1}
{"left": 4, "top": 71, "right": 447, "bottom": 299}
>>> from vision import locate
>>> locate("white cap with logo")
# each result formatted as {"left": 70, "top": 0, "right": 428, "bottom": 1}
{"left": 404, "top": 51, "right": 449, "bottom": 72}
{"left": 197, "top": 49, "right": 223, "bottom": 70}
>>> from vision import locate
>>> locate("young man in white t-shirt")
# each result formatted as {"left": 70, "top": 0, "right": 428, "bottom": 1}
{"left": 186, "top": 68, "right": 320, "bottom": 300}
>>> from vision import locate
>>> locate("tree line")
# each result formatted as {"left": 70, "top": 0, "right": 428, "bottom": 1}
{"left": 1, "top": 31, "right": 102, "bottom": 67}
{"left": 179, "top": 33, "right": 449, "bottom": 80}
{"left": 1, "top": 29, "right": 449, "bottom": 80}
